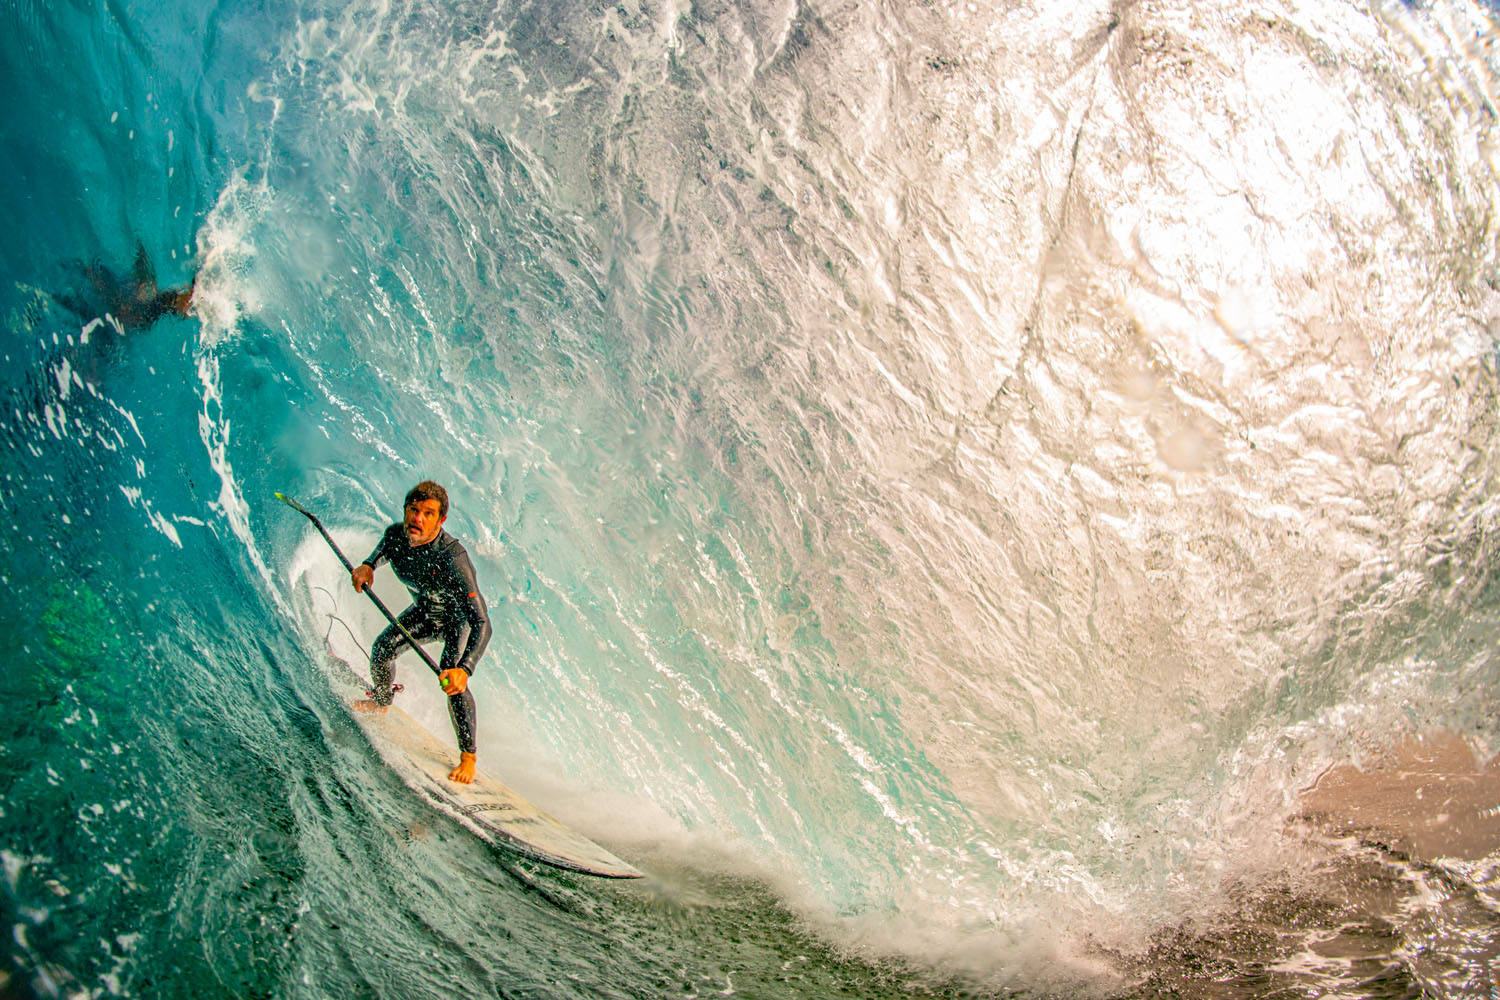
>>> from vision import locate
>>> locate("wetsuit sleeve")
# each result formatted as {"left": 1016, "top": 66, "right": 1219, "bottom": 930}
{"left": 451, "top": 548, "right": 492, "bottom": 675}
{"left": 361, "top": 524, "right": 398, "bottom": 569}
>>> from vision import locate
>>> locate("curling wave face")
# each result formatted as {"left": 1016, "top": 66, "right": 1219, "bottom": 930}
{"left": 3, "top": 0, "right": 1500, "bottom": 996}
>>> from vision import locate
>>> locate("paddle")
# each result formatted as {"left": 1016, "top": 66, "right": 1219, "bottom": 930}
{"left": 276, "top": 492, "right": 445, "bottom": 679}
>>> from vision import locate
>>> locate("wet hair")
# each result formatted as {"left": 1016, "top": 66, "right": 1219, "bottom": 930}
{"left": 405, "top": 480, "right": 449, "bottom": 517}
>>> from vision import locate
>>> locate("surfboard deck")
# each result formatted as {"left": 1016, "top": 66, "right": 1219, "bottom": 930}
{"left": 352, "top": 699, "right": 644, "bottom": 879}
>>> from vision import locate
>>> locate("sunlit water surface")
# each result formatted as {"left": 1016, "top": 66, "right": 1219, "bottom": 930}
{"left": 2, "top": 0, "right": 1499, "bottom": 996}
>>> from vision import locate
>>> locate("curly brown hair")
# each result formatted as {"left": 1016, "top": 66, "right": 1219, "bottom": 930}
{"left": 404, "top": 480, "right": 449, "bottom": 517}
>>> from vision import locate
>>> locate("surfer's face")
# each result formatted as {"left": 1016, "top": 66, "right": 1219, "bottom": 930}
{"left": 403, "top": 498, "right": 445, "bottom": 546}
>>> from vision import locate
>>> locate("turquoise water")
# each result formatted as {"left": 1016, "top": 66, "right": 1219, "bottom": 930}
{"left": 4, "top": 0, "right": 1500, "bottom": 996}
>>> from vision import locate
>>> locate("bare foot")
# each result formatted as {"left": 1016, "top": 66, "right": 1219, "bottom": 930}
{"left": 449, "top": 752, "right": 476, "bottom": 784}
{"left": 352, "top": 699, "right": 389, "bottom": 713}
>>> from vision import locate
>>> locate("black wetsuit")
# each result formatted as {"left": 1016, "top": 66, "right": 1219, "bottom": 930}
{"left": 361, "top": 525, "right": 493, "bottom": 754}
{"left": 59, "top": 246, "right": 192, "bottom": 332}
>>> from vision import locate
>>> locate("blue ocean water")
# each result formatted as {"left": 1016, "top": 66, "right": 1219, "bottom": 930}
{"left": 4, "top": 0, "right": 1500, "bottom": 997}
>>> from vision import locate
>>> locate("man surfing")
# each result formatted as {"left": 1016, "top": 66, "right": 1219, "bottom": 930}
{"left": 59, "top": 243, "right": 195, "bottom": 331}
{"left": 351, "top": 481, "right": 493, "bottom": 783}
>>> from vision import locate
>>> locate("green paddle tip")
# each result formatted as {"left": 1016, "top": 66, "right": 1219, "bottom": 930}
{"left": 276, "top": 492, "right": 312, "bottom": 517}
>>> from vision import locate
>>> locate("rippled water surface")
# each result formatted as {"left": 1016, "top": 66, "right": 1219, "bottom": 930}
{"left": 2, "top": 0, "right": 1499, "bottom": 996}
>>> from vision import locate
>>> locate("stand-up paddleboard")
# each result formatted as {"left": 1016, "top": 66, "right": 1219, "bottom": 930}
{"left": 279, "top": 492, "right": 643, "bottom": 880}
{"left": 350, "top": 689, "right": 644, "bottom": 879}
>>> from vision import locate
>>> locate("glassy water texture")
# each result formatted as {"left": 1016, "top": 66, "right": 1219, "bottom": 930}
{"left": 2, "top": 0, "right": 1498, "bottom": 997}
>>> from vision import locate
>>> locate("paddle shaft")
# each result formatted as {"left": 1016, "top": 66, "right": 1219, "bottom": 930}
{"left": 278, "top": 494, "right": 444, "bottom": 675}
